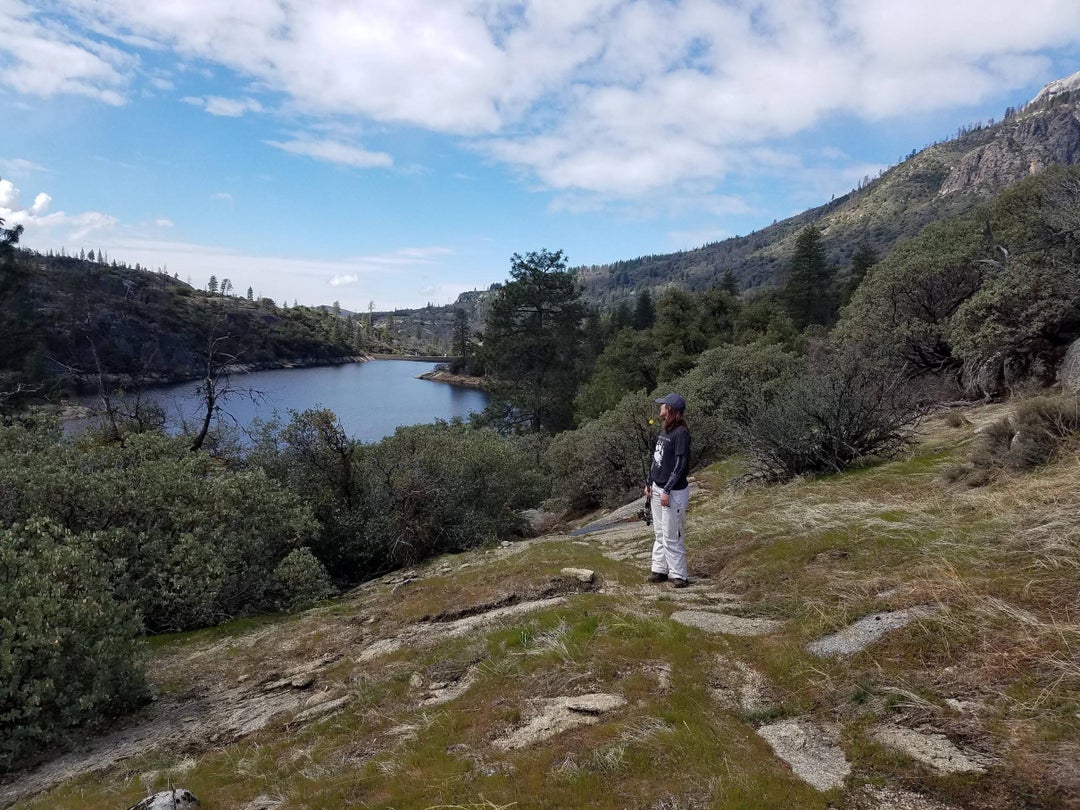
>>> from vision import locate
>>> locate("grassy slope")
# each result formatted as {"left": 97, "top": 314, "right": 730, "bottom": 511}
{"left": 18, "top": 403, "right": 1079, "bottom": 810}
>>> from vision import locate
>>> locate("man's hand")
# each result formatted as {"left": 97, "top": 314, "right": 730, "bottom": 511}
{"left": 644, "top": 485, "right": 651, "bottom": 498}
{"left": 660, "top": 491, "right": 670, "bottom": 507}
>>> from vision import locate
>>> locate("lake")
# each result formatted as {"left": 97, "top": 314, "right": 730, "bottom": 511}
{"left": 75, "top": 360, "right": 491, "bottom": 444}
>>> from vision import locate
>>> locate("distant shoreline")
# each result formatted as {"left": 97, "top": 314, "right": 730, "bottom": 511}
{"left": 59, "top": 354, "right": 373, "bottom": 401}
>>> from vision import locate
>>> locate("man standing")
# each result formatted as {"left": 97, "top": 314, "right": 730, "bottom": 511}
{"left": 644, "top": 393, "right": 691, "bottom": 588}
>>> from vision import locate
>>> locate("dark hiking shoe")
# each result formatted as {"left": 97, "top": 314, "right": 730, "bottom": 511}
{"left": 671, "top": 578, "right": 689, "bottom": 589}
{"left": 647, "top": 572, "right": 668, "bottom": 584}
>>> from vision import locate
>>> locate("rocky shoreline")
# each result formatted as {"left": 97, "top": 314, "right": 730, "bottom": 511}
{"left": 416, "top": 370, "right": 487, "bottom": 389}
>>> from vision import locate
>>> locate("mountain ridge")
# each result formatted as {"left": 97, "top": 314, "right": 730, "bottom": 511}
{"left": 572, "top": 71, "right": 1080, "bottom": 306}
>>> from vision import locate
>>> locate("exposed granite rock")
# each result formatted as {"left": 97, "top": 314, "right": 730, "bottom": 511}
{"left": 757, "top": 720, "right": 851, "bottom": 791}
{"left": 492, "top": 693, "right": 626, "bottom": 751}
{"left": 671, "top": 610, "right": 783, "bottom": 636}
{"left": 128, "top": 789, "right": 200, "bottom": 810}
{"left": 939, "top": 106, "right": 1080, "bottom": 196}
{"left": 1059, "top": 338, "right": 1080, "bottom": 393}
{"left": 807, "top": 606, "right": 936, "bottom": 657}
{"left": 870, "top": 725, "right": 989, "bottom": 774}
{"left": 559, "top": 567, "right": 595, "bottom": 584}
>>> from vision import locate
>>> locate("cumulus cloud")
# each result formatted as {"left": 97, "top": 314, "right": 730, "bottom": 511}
{"left": 0, "top": 180, "right": 115, "bottom": 241}
{"left": 10, "top": 0, "right": 1080, "bottom": 199}
{"left": 265, "top": 137, "right": 393, "bottom": 169}
{"left": 0, "top": 179, "right": 18, "bottom": 208}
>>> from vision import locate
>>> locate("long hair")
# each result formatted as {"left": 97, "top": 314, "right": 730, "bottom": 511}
{"left": 663, "top": 409, "right": 687, "bottom": 432}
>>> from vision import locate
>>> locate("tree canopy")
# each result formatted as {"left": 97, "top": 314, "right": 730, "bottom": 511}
{"left": 483, "top": 249, "right": 585, "bottom": 432}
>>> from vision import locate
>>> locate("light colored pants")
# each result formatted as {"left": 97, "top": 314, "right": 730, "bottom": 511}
{"left": 650, "top": 487, "right": 689, "bottom": 580}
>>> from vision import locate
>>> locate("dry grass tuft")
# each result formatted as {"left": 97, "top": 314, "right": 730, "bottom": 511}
{"left": 945, "top": 395, "right": 1080, "bottom": 486}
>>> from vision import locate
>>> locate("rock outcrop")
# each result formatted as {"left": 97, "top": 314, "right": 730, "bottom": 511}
{"left": 1059, "top": 338, "right": 1080, "bottom": 393}
{"left": 939, "top": 105, "right": 1080, "bottom": 196}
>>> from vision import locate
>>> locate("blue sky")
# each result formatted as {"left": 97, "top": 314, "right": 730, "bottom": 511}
{"left": 2, "top": 1, "right": 1080, "bottom": 310}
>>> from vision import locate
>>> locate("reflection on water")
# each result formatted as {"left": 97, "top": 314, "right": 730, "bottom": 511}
{"left": 73, "top": 360, "right": 490, "bottom": 444}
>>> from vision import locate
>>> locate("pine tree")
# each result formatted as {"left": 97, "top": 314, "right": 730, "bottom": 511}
{"left": 246, "top": 286, "right": 254, "bottom": 301}
{"left": 783, "top": 225, "right": 835, "bottom": 328}
{"left": 720, "top": 269, "right": 739, "bottom": 295}
{"left": 484, "top": 249, "right": 584, "bottom": 432}
{"left": 207, "top": 275, "right": 219, "bottom": 294}
{"left": 452, "top": 308, "right": 469, "bottom": 358}
{"left": 633, "top": 289, "right": 655, "bottom": 330}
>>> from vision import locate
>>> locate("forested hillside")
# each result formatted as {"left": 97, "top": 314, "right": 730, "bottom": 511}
{"left": 575, "top": 78, "right": 1080, "bottom": 307}
{"left": 0, "top": 244, "right": 392, "bottom": 400}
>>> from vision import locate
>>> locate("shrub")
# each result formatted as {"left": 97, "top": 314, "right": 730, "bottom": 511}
{"left": 0, "top": 419, "right": 319, "bottom": 632}
{"left": 360, "top": 422, "right": 546, "bottom": 569}
{"left": 247, "top": 409, "right": 366, "bottom": 581}
{"left": 547, "top": 392, "right": 657, "bottom": 509}
{"left": 837, "top": 166, "right": 1080, "bottom": 395}
{"left": 271, "top": 547, "right": 335, "bottom": 612}
{"left": 0, "top": 519, "right": 146, "bottom": 772}
{"left": 673, "top": 340, "right": 802, "bottom": 463}
{"left": 724, "top": 349, "right": 926, "bottom": 481}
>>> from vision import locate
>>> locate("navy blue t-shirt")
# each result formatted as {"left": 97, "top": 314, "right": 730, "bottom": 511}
{"left": 647, "top": 424, "right": 690, "bottom": 492}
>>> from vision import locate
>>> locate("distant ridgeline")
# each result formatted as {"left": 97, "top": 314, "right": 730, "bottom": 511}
{"left": 574, "top": 72, "right": 1080, "bottom": 307}
{"left": 0, "top": 250, "right": 380, "bottom": 393}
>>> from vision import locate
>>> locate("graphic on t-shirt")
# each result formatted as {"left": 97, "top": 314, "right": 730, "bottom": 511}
{"left": 653, "top": 440, "right": 663, "bottom": 466}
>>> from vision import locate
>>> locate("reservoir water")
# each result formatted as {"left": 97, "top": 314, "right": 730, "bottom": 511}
{"left": 77, "top": 360, "right": 490, "bottom": 444}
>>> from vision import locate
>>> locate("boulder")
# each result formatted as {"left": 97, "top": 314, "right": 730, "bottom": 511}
{"left": 559, "top": 567, "right": 595, "bottom": 584}
{"left": 128, "top": 789, "right": 200, "bottom": 810}
{"left": 1059, "top": 338, "right": 1080, "bottom": 393}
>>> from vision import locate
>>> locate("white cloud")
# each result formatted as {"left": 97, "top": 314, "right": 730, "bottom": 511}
{"left": 0, "top": 156, "right": 48, "bottom": 176}
{"left": 183, "top": 94, "right": 264, "bottom": 117}
{"left": 0, "top": 0, "right": 132, "bottom": 104}
{"left": 0, "top": 178, "right": 18, "bottom": 208}
{"left": 265, "top": 137, "right": 393, "bottom": 169}
{"left": 155, "top": 217, "right": 173, "bottom": 227}
{"left": 85, "top": 236, "right": 459, "bottom": 309}
{"left": 0, "top": 180, "right": 115, "bottom": 241}
{"left": 212, "top": 192, "right": 233, "bottom": 201}
{"left": 8, "top": 0, "right": 1080, "bottom": 201}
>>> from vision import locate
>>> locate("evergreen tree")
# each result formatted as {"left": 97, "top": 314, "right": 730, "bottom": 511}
{"left": 483, "top": 249, "right": 585, "bottom": 433}
{"left": 783, "top": 225, "right": 836, "bottom": 328}
{"left": 246, "top": 286, "right": 254, "bottom": 301}
{"left": 633, "top": 289, "right": 655, "bottom": 330}
{"left": 452, "top": 308, "right": 469, "bottom": 358}
{"left": 207, "top": 275, "right": 219, "bottom": 295}
{"left": 652, "top": 287, "right": 707, "bottom": 380}
{"left": 608, "top": 300, "right": 633, "bottom": 336}
{"left": 720, "top": 269, "right": 739, "bottom": 295}
{"left": 844, "top": 243, "right": 878, "bottom": 303}
{"left": 0, "top": 218, "right": 36, "bottom": 386}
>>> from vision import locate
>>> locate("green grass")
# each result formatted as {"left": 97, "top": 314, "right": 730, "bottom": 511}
{"left": 19, "top": 402, "right": 1080, "bottom": 809}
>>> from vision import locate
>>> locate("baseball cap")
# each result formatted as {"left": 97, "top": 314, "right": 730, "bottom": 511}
{"left": 654, "top": 393, "right": 686, "bottom": 411}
